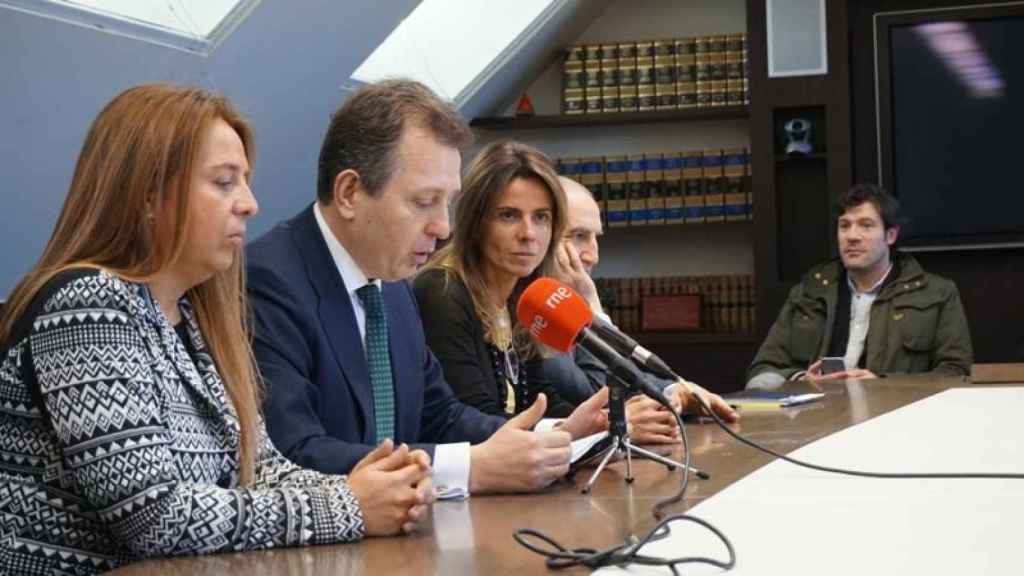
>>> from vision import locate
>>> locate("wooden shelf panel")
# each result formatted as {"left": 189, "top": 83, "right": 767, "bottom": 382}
{"left": 471, "top": 106, "right": 749, "bottom": 130}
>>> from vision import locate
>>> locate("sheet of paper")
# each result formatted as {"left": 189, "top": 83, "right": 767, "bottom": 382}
{"left": 572, "top": 431, "right": 609, "bottom": 462}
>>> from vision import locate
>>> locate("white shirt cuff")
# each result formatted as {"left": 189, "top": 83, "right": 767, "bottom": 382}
{"left": 433, "top": 442, "right": 471, "bottom": 494}
{"left": 746, "top": 371, "right": 787, "bottom": 390}
{"left": 534, "top": 417, "right": 560, "bottom": 432}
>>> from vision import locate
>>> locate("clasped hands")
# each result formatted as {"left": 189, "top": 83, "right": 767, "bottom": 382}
{"left": 802, "top": 359, "right": 878, "bottom": 382}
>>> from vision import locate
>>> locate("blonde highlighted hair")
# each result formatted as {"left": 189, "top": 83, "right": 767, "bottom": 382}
{"left": 423, "top": 140, "right": 566, "bottom": 356}
{"left": 0, "top": 84, "right": 263, "bottom": 484}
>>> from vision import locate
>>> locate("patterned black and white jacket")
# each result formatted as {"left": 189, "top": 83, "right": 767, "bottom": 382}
{"left": 0, "top": 269, "right": 365, "bottom": 575}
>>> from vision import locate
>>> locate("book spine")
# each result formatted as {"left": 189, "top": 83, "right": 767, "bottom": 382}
{"left": 563, "top": 46, "right": 586, "bottom": 115}
{"left": 619, "top": 84, "right": 638, "bottom": 113}
{"left": 627, "top": 154, "right": 648, "bottom": 226}
{"left": 604, "top": 155, "right": 629, "bottom": 228}
{"left": 558, "top": 156, "right": 581, "bottom": 182}
{"left": 564, "top": 89, "right": 584, "bottom": 115}
{"left": 675, "top": 37, "right": 697, "bottom": 82}
{"left": 726, "top": 33, "right": 744, "bottom": 81}
{"left": 636, "top": 41, "right": 654, "bottom": 86}
{"left": 726, "top": 79, "right": 744, "bottom": 107}
{"left": 636, "top": 41, "right": 655, "bottom": 112}
{"left": 584, "top": 47, "right": 602, "bottom": 115}
{"left": 719, "top": 275, "right": 731, "bottom": 334}
{"left": 663, "top": 152, "right": 684, "bottom": 224}
{"left": 602, "top": 86, "right": 620, "bottom": 113}
{"left": 654, "top": 39, "right": 676, "bottom": 111}
{"left": 683, "top": 150, "right": 705, "bottom": 224}
{"left": 702, "top": 276, "right": 716, "bottom": 333}
{"left": 620, "top": 278, "right": 632, "bottom": 333}
{"left": 638, "top": 85, "right": 656, "bottom": 112}
{"left": 600, "top": 43, "right": 619, "bottom": 114}
{"left": 723, "top": 147, "right": 746, "bottom": 222}
{"left": 728, "top": 31, "right": 745, "bottom": 107}
{"left": 645, "top": 153, "right": 666, "bottom": 225}
{"left": 702, "top": 148, "right": 725, "bottom": 223}
{"left": 585, "top": 86, "right": 603, "bottom": 115}
{"left": 709, "top": 35, "right": 726, "bottom": 81}
{"left": 695, "top": 36, "right": 711, "bottom": 108}
{"left": 710, "top": 34, "right": 726, "bottom": 109}
{"left": 711, "top": 80, "right": 727, "bottom": 108}
{"left": 741, "top": 32, "right": 750, "bottom": 105}
{"left": 640, "top": 276, "right": 652, "bottom": 332}
{"left": 618, "top": 42, "right": 638, "bottom": 112}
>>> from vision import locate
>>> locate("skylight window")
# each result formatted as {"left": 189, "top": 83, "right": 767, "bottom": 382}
{"left": 352, "top": 0, "right": 559, "bottom": 107}
{"left": 0, "top": 0, "right": 260, "bottom": 55}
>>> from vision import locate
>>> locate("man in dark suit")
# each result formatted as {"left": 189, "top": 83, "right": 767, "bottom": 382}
{"left": 247, "top": 79, "right": 608, "bottom": 495}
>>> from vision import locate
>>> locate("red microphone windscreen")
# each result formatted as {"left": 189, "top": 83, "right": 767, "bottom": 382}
{"left": 516, "top": 277, "right": 594, "bottom": 353}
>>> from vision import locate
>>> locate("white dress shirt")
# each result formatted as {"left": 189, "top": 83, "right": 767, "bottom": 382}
{"left": 843, "top": 263, "right": 893, "bottom": 370}
{"left": 313, "top": 204, "right": 471, "bottom": 493}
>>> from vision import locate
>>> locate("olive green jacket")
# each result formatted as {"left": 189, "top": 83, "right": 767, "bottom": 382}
{"left": 747, "top": 253, "right": 972, "bottom": 382}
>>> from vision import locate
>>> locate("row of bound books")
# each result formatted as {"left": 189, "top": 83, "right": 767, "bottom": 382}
{"left": 562, "top": 34, "right": 750, "bottom": 114}
{"left": 594, "top": 274, "right": 755, "bottom": 335}
{"left": 557, "top": 148, "right": 753, "bottom": 227}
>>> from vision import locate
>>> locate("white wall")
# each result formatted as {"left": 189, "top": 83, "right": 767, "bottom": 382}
{"left": 473, "top": 0, "right": 752, "bottom": 279}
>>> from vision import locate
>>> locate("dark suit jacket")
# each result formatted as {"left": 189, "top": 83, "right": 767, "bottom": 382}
{"left": 412, "top": 268, "right": 575, "bottom": 418}
{"left": 535, "top": 341, "right": 678, "bottom": 406}
{"left": 246, "top": 205, "right": 504, "bottom": 474}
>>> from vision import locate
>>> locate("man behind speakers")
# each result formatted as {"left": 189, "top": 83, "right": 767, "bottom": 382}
{"left": 246, "top": 79, "right": 609, "bottom": 496}
{"left": 747, "top": 184, "right": 972, "bottom": 388}
{"left": 546, "top": 176, "right": 739, "bottom": 425}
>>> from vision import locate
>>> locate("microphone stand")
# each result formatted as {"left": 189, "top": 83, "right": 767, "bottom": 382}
{"left": 579, "top": 373, "right": 706, "bottom": 494}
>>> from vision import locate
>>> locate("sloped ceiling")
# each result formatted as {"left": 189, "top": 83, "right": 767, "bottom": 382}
{"left": 349, "top": 0, "right": 612, "bottom": 119}
{"left": 0, "top": 0, "right": 607, "bottom": 293}
{"left": 457, "top": 0, "right": 613, "bottom": 119}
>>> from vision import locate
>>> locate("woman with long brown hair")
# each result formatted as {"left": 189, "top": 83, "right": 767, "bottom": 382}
{"left": 413, "top": 140, "right": 585, "bottom": 419}
{"left": 0, "top": 84, "right": 431, "bottom": 575}
{"left": 413, "top": 140, "right": 731, "bottom": 442}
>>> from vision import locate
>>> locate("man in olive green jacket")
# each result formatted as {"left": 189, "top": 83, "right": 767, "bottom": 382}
{"left": 747, "top": 185, "right": 972, "bottom": 388}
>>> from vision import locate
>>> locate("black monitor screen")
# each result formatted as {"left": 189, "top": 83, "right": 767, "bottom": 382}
{"left": 881, "top": 11, "right": 1024, "bottom": 246}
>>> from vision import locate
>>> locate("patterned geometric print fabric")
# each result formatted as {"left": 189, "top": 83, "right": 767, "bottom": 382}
{"left": 0, "top": 271, "right": 365, "bottom": 575}
{"left": 356, "top": 284, "right": 395, "bottom": 443}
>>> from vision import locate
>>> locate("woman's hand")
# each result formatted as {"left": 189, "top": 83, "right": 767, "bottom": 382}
{"left": 348, "top": 440, "right": 434, "bottom": 536}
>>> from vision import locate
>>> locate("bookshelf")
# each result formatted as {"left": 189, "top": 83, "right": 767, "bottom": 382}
{"left": 471, "top": 0, "right": 756, "bottom": 390}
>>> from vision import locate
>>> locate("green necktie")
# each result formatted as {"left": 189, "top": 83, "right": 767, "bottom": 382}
{"left": 356, "top": 283, "right": 395, "bottom": 443}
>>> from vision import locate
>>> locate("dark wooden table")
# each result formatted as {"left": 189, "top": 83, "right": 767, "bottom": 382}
{"left": 109, "top": 375, "right": 970, "bottom": 575}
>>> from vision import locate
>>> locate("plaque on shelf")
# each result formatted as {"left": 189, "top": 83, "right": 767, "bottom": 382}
{"left": 641, "top": 293, "right": 702, "bottom": 331}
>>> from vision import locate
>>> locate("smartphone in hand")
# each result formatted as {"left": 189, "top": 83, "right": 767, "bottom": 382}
{"left": 819, "top": 357, "right": 846, "bottom": 375}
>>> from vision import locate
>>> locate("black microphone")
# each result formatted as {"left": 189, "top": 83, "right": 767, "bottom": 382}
{"left": 589, "top": 315, "right": 676, "bottom": 380}
{"left": 516, "top": 277, "right": 671, "bottom": 408}
{"left": 576, "top": 328, "right": 672, "bottom": 409}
